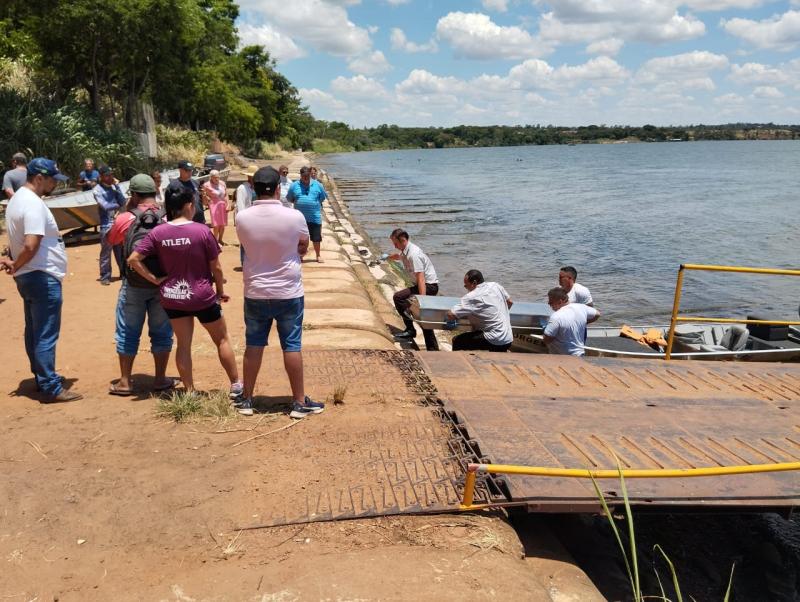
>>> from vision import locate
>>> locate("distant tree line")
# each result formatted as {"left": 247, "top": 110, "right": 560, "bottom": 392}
{"left": 312, "top": 122, "right": 800, "bottom": 152}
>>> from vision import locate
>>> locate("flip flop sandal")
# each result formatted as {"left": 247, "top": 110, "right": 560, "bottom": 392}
{"left": 109, "top": 382, "right": 135, "bottom": 396}
{"left": 153, "top": 378, "right": 179, "bottom": 392}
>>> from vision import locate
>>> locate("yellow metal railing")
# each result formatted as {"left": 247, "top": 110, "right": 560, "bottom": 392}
{"left": 664, "top": 263, "right": 800, "bottom": 360}
{"left": 459, "top": 461, "right": 800, "bottom": 511}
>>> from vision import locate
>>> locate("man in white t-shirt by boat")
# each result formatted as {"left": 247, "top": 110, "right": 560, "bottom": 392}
{"left": 543, "top": 286, "right": 601, "bottom": 357}
{"left": 446, "top": 269, "right": 513, "bottom": 352}
{"left": 1, "top": 158, "right": 83, "bottom": 402}
{"left": 558, "top": 265, "right": 593, "bottom": 306}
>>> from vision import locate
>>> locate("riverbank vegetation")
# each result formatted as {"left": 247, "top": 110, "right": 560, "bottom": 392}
{"left": 311, "top": 122, "right": 800, "bottom": 152}
{"left": 0, "top": 0, "right": 312, "bottom": 177}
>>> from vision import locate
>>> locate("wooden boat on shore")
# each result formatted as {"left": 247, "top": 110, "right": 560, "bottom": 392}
{"left": 1, "top": 167, "right": 229, "bottom": 243}
{"left": 410, "top": 295, "right": 800, "bottom": 362}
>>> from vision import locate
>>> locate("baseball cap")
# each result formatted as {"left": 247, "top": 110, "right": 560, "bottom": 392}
{"left": 27, "top": 157, "right": 68, "bottom": 181}
{"left": 253, "top": 166, "right": 280, "bottom": 192}
{"left": 177, "top": 160, "right": 193, "bottom": 170}
{"left": 129, "top": 174, "right": 157, "bottom": 194}
{"left": 98, "top": 165, "right": 114, "bottom": 176}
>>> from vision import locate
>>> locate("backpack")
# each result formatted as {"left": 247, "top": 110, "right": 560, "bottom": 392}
{"left": 123, "top": 207, "right": 166, "bottom": 288}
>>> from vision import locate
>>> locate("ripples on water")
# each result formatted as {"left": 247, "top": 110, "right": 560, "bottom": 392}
{"left": 319, "top": 142, "right": 800, "bottom": 323}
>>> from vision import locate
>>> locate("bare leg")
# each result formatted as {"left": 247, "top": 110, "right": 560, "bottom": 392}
{"left": 218, "top": 225, "right": 225, "bottom": 245}
{"left": 200, "top": 316, "right": 239, "bottom": 385}
{"left": 170, "top": 317, "right": 195, "bottom": 391}
{"left": 313, "top": 241, "right": 322, "bottom": 262}
{"left": 152, "top": 351, "right": 171, "bottom": 387}
{"left": 117, "top": 354, "right": 135, "bottom": 390}
{"left": 283, "top": 351, "right": 304, "bottom": 403}
{"left": 243, "top": 345, "right": 264, "bottom": 399}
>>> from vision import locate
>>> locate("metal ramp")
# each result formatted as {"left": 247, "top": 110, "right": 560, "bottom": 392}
{"left": 417, "top": 351, "right": 800, "bottom": 513}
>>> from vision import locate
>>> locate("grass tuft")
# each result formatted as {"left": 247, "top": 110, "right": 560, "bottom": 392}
{"left": 156, "top": 389, "right": 236, "bottom": 423}
{"left": 331, "top": 383, "right": 348, "bottom": 405}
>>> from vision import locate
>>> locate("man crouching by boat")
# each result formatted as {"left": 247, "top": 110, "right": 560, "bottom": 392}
{"left": 446, "top": 270, "right": 513, "bottom": 352}
{"left": 543, "top": 287, "right": 600, "bottom": 357}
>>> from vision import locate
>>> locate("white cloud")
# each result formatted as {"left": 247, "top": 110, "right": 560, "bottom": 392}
{"left": 237, "top": 0, "right": 371, "bottom": 56}
{"left": 347, "top": 50, "right": 392, "bottom": 75}
{"left": 390, "top": 28, "right": 439, "bottom": 53}
{"left": 729, "top": 62, "right": 790, "bottom": 85}
{"left": 636, "top": 51, "right": 729, "bottom": 86}
{"left": 481, "top": 0, "right": 509, "bottom": 11}
{"left": 385, "top": 0, "right": 411, "bottom": 4}
{"left": 537, "top": 1, "right": 706, "bottom": 45}
{"left": 586, "top": 37, "right": 624, "bottom": 56}
{"left": 685, "top": 0, "right": 767, "bottom": 9}
{"left": 395, "top": 69, "right": 466, "bottom": 95}
{"left": 299, "top": 88, "right": 347, "bottom": 111}
{"left": 237, "top": 23, "right": 306, "bottom": 62}
{"left": 752, "top": 85, "right": 785, "bottom": 98}
{"left": 331, "top": 75, "right": 389, "bottom": 99}
{"left": 722, "top": 10, "right": 800, "bottom": 51}
{"left": 436, "top": 12, "right": 550, "bottom": 60}
{"left": 714, "top": 92, "right": 746, "bottom": 104}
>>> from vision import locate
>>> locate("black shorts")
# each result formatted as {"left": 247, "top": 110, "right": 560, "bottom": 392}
{"left": 165, "top": 303, "right": 222, "bottom": 324}
{"left": 307, "top": 222, "right": 322, "bottom": 243}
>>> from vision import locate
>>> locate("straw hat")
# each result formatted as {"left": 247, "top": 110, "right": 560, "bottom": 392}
{"left": 241, "top": 165, "right": 258, "bottom": 177}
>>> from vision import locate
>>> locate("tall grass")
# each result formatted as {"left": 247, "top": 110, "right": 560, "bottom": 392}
{"left": 590, "top": 462, "right": 736, "bottom": 602}
{"left": 156, "top": 389, "right": 236, "bottom": 423}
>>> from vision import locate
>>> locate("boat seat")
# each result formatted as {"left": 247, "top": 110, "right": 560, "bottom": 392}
{"left": 719, "top": 324, "right": 748, "bottom": 351}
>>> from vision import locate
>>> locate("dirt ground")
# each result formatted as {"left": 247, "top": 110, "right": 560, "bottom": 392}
{"left": 0, "top": 236, "right": 602, "bottom": 601}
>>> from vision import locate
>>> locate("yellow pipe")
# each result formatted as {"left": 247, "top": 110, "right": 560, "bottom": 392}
{"left": 459, "top": 461, "right": 800, "bottom": 509}
{"left": 470, "top": 461, "right": 800, "bottom": 479}
{"left": 665, "top": 266, "right": 685, "bottom": 360}
{"left": 682, "top": 264, "right": 800, "bottom": 277}
{"left": 462, "top": 470, "right": 476, "bottom": 508}
{"left": 675, "top": 317, "right": 800, "bottom": 326}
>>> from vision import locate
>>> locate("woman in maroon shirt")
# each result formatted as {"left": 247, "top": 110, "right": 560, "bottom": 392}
{"left": 128, "top": 184, "right": 243, "bottom": 400}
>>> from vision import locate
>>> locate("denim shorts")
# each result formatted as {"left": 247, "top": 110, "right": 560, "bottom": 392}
{"left": 244, "top": 296, "right": 304, "bottom": 351}
{"left": 115, "top": 280, "right": 173, "bottom": 356}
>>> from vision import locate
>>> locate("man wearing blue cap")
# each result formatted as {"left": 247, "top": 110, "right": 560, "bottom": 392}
{"left": 0, "top": 158, "right": 83, "bottom": 402}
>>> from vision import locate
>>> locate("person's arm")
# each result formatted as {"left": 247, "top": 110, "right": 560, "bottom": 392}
{"left": 286, "top": 185, "right": 296, "bottom": 205}
{"left": 542, "top": 318, "right": 558, "bottom": 345}
{"left": 107, "top": 214, "right": 131, "bottom": 246}
{"left": 298, "top": 235, "right": 309, "bottom": 257}
{"left": 415, "top": 272, "right": 426, "bottom": 296}
{"left": 127, "top": 251, "right": 167, "bottom": 285}
{"left": 587, "top": 308, "right": 600, "bottom": 324}
{"left": 94, "top": 187, "right": 120, "bottom": 212}
{"left": 1, "top": 234, "right": 42, "bottom": 275}
{"left": 2, "top": 173, "right": 13, "bottom": 199}
{"left": 209, "top": 257, "right": 228, "bottom": 302}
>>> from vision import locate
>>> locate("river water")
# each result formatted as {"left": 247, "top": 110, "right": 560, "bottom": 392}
{"left": 319, "top": 141, "right": 800, "bottom": 324}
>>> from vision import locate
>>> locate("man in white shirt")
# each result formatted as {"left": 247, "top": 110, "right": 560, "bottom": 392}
{"left": 543, "top": 287, "right": 600, "bottom": 357}
{"left": 278, "top": 164, "right": 293, "bottom": 207}
{"left": 234, "top": 166, "right": 324, "bottom": 420}
{"left": 1, "top": 158, "right": 83, "bottom": 402}
{"left": 389, "top": 228, "right": 439, "bottom": 351}
{"left": 447, "top": 270, "right": 513, "bottom": 352}
{"left": 558, "top": 266, "right": 593, "bottom": 305}
{"left": 235, "top": 165, "right": 257, "bottom": 266}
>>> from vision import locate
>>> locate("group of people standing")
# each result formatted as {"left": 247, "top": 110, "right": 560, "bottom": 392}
{"left": 388, "top": 232, "right": 600, "bottom": 356}
{"left": 2, "top": 157, "right": 324, "bottom": 419}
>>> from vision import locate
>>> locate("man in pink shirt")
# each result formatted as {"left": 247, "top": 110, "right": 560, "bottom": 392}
{"left": 235, "top": 166, "right": 324, "bottom": 419}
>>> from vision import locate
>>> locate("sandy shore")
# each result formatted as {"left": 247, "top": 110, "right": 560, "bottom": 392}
{"left": 0, "top": 157, "right": 601, "bottom": 601}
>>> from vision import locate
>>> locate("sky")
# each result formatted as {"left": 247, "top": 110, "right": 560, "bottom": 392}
{"left": 236, "top": 0, "right": 800, "bottom": 127}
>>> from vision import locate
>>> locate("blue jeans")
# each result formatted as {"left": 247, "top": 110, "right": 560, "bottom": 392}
{"left": 99, "top": 223, "right": 123, "bottom": 282}
{"left": 115, "top": 280, "right": 173, "bottom": 356}
{"left": 244, "top": 297, "right": 304, "bottom": 351}
{"left": 15, "top": 271, "right": 64, "bottom": 396}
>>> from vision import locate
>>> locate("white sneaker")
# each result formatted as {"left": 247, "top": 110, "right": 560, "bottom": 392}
{"left": 229, "top": 382, "right": 244, "bottom": 399}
